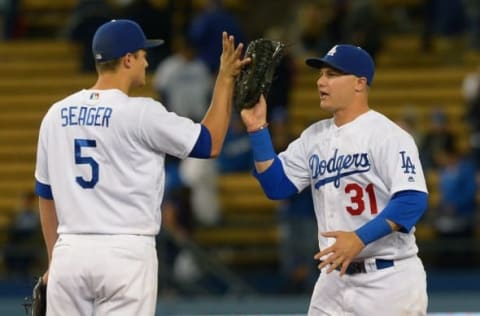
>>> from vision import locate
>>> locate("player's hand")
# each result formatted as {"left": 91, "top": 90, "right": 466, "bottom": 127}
{"left": 218, "top": 32, "right": 251, "bottom": 79}
{"left": 314, "top": 230, "right": 365, "bottom": 276}
{"left": 240, "top": 94, "right": 268, "bottom": 132}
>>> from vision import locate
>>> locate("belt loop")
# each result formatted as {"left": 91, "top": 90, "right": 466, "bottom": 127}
{"left": 364, "top": 258, "right": 377, "bottom": 273}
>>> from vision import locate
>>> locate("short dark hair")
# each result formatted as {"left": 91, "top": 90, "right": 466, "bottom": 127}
{"left": 95, "top": 57, "right": 122, "bottom": 73}
{"left": 95, "top": 51, "right": 140, "bottom": 73}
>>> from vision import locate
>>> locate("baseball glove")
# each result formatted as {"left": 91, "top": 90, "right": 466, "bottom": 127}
{"left": 23, "top": 277, "right": 46, "bottom": 316}
{"left": 234, "top": 38, "right": 285, "bottom": 110}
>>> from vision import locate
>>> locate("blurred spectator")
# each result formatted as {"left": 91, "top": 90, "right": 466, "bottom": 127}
{"left": 3, "top": 191, "right": 42, "bottom": 279}
{"left": 0, "top": 0, "right": 6, "bottom": 39}
{"left": 287, "top": 0, "right": 383, "bottom": 59}
{"left": 432, "top": 0, "right": 466, "bottom": 37}
{"left": 291, "top": 3, "right": 333, "bottom": 57}
{"left": 433, "top": 143, "right": 477, "bottom": 238}
{"left": 188, "top": 0, "right": 247, "bottom": 74}
{"left": 297, "top": 0, "right": 383, "bottom": 60}
{"left": 216, "top": 112, "right": 253, "bottom": 173}
{"left": 0, "top": 0, "right": 20, "bottom": 39}
{"left": 419, "top": 108, "right": 455, "bottom": 171}
{"left": 174, "top": 112, "right": 253, "bottom": 226}
{"left": 64, "top": 0, "right": 114, "bottom": 72}
{"left": 420, "top": 0, "right": 436, "bottom": 52}
{"left": 120, "top": 0, "right": 173, "bottom": 70}
{"left": 179, "top": 157, "right": 220, "bottom": 226}
{"left": 462, "top": 0, "right": 480, "bottom": 50}
{"left": 267, "top": 53, "right": 295, "bottom": 152}
{"left": 153, "top": 34, "right": 213, "bottom": 121}
{"left": 153, "top": 33, "right": 219, "bottom": 227}
{"left": 263, "top": 26, "right": 296, "bottom": 152}
{"left": 278, "top": 187, "right": 317, "bottom": 294}
{"left": 395, "top": 106, "right": 423, "bottom": 146}
{"left": 462, "top": 67, "right": 480, "bottom": 168}
{"left": 432, "top": 142, "right": 477, "bottom": 268}
{"left": 337, "top": 0, "right": 383, "bottom": 60}
{"left": 421, "top": 0, "right": 466, "bottom": 53}
{"left": 157, "top": 185, "right": 200, "bottom": 295}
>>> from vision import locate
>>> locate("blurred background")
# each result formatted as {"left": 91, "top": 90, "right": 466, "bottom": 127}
{"left": 1, "top": 0, "right": 480, "bottom": 314}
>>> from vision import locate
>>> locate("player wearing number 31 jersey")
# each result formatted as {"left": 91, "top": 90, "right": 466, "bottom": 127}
{"left": 240, "top": 45, "right": 428, "bottom": 315}
{"left": 34, "top": 19, "right": 249, "bottom": 316}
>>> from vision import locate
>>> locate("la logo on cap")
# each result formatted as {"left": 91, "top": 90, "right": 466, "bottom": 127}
{"left": 327, "top": 46, "right": 338, "bottom": 56}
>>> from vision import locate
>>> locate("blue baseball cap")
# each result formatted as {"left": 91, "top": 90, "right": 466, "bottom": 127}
{"left": 92, "top": 19, "right": 164, "bottom": 62}
{"left": 305, "top": 44, "right": 375, "bottom": 86}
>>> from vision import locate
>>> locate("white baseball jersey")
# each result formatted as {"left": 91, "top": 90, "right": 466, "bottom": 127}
{"left": 35, "top": 89, "right": 201, "bottom": 235}
{"left": 279, "top": 110, "right": 427, "bottom": 260}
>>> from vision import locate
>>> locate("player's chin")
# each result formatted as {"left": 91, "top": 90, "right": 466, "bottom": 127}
{"left": 319, "top": 101, "right": 333, "bottom": 112}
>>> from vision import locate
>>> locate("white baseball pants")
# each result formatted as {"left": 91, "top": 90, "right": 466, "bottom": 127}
{"left": 46, "top": 234, "right": 158, "bottom": 316}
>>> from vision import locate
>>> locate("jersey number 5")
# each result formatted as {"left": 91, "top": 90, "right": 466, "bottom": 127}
{"left": 74, "top": 138, "right": 99, "bottom": 189}
{"left": 345, "top": 183, "right": 378, "bottom": 215}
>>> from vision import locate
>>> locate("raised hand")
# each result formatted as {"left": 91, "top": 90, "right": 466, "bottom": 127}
{"left": 218, "top": 32, "right": 251, "bottom": 79}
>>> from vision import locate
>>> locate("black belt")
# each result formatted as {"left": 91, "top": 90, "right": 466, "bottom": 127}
{"left": 326, "top": 259, "right": 394, "bottom": 275}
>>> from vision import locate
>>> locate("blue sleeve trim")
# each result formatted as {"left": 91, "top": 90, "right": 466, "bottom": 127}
{"left": 253, "top": 156, "right": 298, "bottom": 200}
{"left": 35, "top": 180, "right": 53, "bottom": 200}
{"left": 189, "top": 125, "right": 212, "bottom": 158}
{"left": 379, "top": 190, "right": 428, "bottom": 232}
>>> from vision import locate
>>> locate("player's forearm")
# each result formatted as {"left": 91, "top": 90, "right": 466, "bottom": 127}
{"left": 254, "top": 157, "right": 298, "bottom": 200}
{"left": 386, "top": 219, "right": 401, "bottom": 231}
{"left": 39, "top": 197, "right": 58, "bottom": 264}
{"left": 355, "top": 190, "right": 427, "bottom": 245}
{"left": 380, "top": 190, "right": 428, "bottom": 232}
{"left": 255, "top": 160, "right": 274, "bottom": 173}
{"left": 201, "top": 74, "right": 234, "bottom": 157}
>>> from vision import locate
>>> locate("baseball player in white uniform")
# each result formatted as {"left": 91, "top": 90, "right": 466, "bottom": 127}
{"left": 34, "top": 19, "right": 249, "bottom": 316}
{"left": 240, "top": 44, "right": 428, "bottom": 315}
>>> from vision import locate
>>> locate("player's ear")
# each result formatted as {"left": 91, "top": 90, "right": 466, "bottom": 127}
{"left": 123, "top": 53, "right": 134, "bottom": 68}
{"left": 355, "top": 77, "right": 368, "bottom": 92}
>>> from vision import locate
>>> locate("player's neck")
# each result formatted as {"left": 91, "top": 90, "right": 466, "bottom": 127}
{"left": 333, "top": 103, "right": 370, "bottom": 127}
{"left": 91, "top": 73, "right": 131, "bottom": 95}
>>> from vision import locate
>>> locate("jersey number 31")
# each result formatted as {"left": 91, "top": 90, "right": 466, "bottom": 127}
{"left": 345, "top": 183, "right": 378, "bottom": 215}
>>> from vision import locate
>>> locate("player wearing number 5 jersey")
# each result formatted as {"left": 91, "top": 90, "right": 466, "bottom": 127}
{"left": 34, "top": 19, "right": 249, "bottom": 316}
{"left": 240, "top": 44, "right": 428, "bottom": 315}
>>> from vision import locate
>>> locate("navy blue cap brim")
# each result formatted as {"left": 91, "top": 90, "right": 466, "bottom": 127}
{"left": 145, "top": 39, "right": 165, "bottom": 48}
{"left": 305, "top": 57, "right": 348, "bottom": 74}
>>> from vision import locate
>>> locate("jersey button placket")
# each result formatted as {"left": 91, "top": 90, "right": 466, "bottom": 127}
{"left": 328, "top": 128, "right": 339, "bottom": 229}
{"left": 323, "top": 128, "right": 337, "bottom": 234}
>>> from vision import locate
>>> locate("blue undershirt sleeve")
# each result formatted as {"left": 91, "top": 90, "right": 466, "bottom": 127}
{"left": 380, "top": 190, "right": 428, "bottom": 232}
{"left": 253, "top": 156, "right": 298, "bottom": 200}
{"left": 189, "top": 124, "right": 212, "bottom": 158}
{"left": 355, "top": 190, "right": 427, "bottom": 245}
